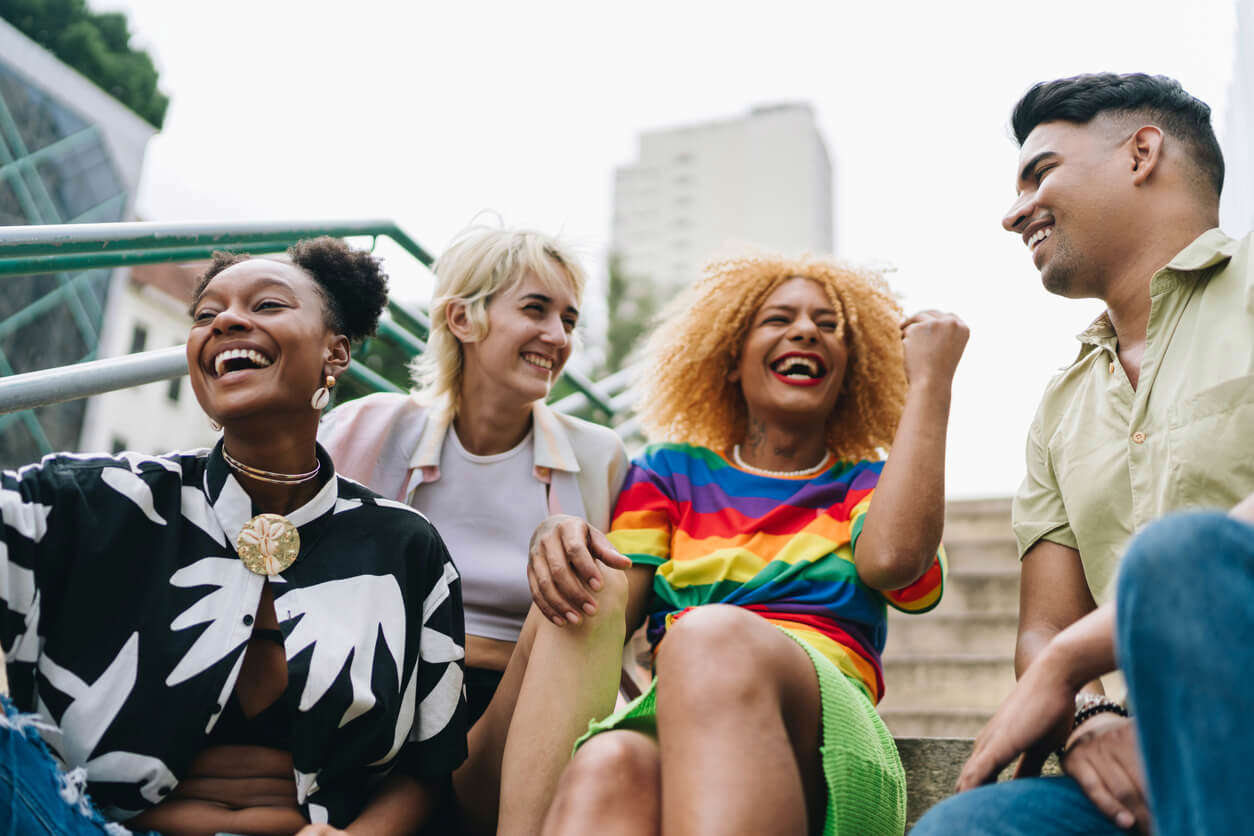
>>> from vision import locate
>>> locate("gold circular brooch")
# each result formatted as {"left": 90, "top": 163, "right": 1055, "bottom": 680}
{"left": 236, "top": 513, "right": 300, "bottom": 576}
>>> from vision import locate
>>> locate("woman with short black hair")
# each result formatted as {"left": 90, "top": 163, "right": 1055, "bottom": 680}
{"left": 0, "top": 237, "right": 466, "bottom": 835}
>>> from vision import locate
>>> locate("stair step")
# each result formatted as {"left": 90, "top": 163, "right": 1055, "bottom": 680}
{"left": 933, "top": 568, "right": 1020, "bottom": 613}
{"left": 941, "top": 536, "right": 1020, "bottom": 570}
{"left": 880, "top": 654, "right": 1016, "bottom": 710}
{"left": 895, "top": 737, "right": 1061, "bottom": 830}
{"left": 879, "top": 708, "right": 992, "bottom": 738}
{"left": 884, "top": 611, "right": 1018, "bottom": 655}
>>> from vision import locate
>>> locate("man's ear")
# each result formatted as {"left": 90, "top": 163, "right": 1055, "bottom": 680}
{"left": 324, "top": 334, "right": 351, "bottom": 378}
{"left": 446, "top": 299, "right": 476, "bottom": 343}
{"left": 1129, "top": 125, "right": 1164, "bottom": 186}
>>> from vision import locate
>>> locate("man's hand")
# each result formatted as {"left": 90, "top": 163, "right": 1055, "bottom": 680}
{"left": 1061, "top": 714, "right": 1150, "bottom": 833}
{"left": 528, "top": 514, "right": 631, "bottom": 627}
{"left": 294, "top": 826, "right": 350, "bottom": 835}
{"left": 956, "top": 649, "right": 1075, "bottom": 791}
{"left": 900, "top": 310, "right": 969, "bottom": 388}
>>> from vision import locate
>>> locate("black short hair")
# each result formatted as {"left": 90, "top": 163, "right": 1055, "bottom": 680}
{"left": 1011, "top": 73, "right": 1224, "bottom": 198}
{"left": 189, "top": 237, "right": 389, "bottom": 342}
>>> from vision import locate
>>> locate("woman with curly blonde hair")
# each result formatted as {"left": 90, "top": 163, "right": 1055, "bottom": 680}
{"left": 529, "top": 252, "right": 968, "bottom": 834}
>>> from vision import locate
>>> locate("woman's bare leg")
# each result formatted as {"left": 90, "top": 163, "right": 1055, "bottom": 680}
{"left": 452, "top": 567, "right": 627, "bottom": 835}
{"left": 654, "top": 604, "right": 825, "bottom": 835}
{"left": 542, "top": 730, "right": 661, "bottom": 836}
{"left": 497, "top": 566, "right": 628, "bottom": 834}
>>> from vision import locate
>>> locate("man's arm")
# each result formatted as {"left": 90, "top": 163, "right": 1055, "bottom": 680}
{"left": 1016, "top": 539, "right": 1100, "bottom": 681}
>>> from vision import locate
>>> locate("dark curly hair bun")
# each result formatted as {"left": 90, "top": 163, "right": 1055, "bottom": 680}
{"left": 287, "top": 237, "right": 389, "bottom": 342}
{"left": 191, "top": 237, "right": 389, "bottom": 342}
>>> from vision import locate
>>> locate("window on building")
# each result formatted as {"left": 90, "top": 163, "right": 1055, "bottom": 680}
{"left": 129, "top": 325, "right": 147, "bottom": 354}
{"left": 166, "top": 376, "right": 181, "bottom": 403}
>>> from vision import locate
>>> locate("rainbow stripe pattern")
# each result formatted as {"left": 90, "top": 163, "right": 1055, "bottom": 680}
{"left": 609, "top": 443, "right": 946, "bottom": 704}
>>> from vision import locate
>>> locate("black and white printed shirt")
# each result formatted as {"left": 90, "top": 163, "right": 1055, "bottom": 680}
{"left": 0, "top": 441, "right": 467, "bottom": 827}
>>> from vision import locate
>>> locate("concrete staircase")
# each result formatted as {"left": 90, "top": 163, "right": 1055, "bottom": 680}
{"left": 879, "top": 498, "right": 1020, "bottom": 739}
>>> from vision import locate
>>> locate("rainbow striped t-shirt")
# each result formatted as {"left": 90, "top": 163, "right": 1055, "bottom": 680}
{"left": 608, "top": 443, "right": 946, "bottom": 704}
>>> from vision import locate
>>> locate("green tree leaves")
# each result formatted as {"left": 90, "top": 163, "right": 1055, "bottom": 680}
{"left": 1, "top": 0, "right": 168, "bottom": 128}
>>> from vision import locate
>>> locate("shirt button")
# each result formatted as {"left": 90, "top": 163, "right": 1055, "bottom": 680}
{"left": 213, "top": 703, "right": 222, "bottom": 714}
{"left": 1132, "top": 431, "right": 1146, "bottom": 444}
{"left": 1108, "top": 361, "right": 1116, "bottom": 374}
{"left": 157, "top": 786, "right": 171, "bottom": 797}
{"left": 242, "top": 614, "right": 254, "bottom": 626}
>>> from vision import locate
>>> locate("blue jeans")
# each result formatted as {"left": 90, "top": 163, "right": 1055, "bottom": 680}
{"left": 0, "top": 695, "right": 149, "bottom": 835}
{"left": 912, "top": 511, "right": 1254, "bottom": 836}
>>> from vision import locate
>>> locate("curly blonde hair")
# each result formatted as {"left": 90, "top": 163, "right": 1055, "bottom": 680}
{"left": 634, "top": 253, "right": 907, "bottom": 462}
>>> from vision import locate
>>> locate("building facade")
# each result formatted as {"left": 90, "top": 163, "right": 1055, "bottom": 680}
{"left": 0, "top": 17, "right": 156, "bottom": 467}
{"left": 611, "top": 103, "right": 834, "bottom": 293}
{"left": 77, "top": 262, "right": 219, "bottom": 456}
{"left": 1220, "top": 0, "right": 1253, "bottom": 237}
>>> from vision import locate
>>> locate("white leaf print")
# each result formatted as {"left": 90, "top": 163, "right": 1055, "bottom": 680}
{"left": 37, "top": 633, "right": 139, "bottom": 766}
{"left": 417, "top": 662, "right": 463, "bottom": 742}
{"left": 279, "top": 575, "right": 406, "bottom": 727}
{"left": 0, "top": 546, "right": 36, "bottom": 615}
{"left": 180, "top": 487, "right": 225, "bottom": 547}
{"left": 100, "top": 468, "right": 166, "bottom": 526}
{"left": 295, "top": 769, "right": 320, "bottom": 804}
{"left": 167, "top": 557, "right": 258, "bottom": 686}
{"left": 85, "top": 750, "right": 176, "bottom": 807}
{"left": 0, "top": 483, "right": 52, "bottom": 540}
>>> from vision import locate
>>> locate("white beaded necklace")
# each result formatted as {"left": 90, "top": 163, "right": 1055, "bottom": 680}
{"left": 731, "top": 444, "right": 833, "bottom": 478}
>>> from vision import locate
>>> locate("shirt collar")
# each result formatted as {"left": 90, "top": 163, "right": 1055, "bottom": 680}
{"left": 407, "top": 396, "right": 581, "bottom": 482}
{"left": 204, "top": 439, "right": 340, "bottom": 550}
{"left": 1073, "top": 228, "right": 1237, "bottom": 355}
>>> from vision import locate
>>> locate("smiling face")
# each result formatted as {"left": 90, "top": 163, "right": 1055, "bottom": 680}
{"left": 455, "top": 269, "right": 579, "bottom": 409}
{"left": 730, "top": 277, "right": 848, "bottom": 430}
{"left": 1001, "top": 118, "right": 1138, "bottom": 298}
{"left": 187, "top": 258, "right": 347, "bottom": 425}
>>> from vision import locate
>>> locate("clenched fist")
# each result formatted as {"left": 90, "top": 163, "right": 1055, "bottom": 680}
{"left": 900, "top": 310, "right": 969, "bottom": 387}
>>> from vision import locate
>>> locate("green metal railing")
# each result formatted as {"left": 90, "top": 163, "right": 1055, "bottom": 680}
{"left": 0, "top": 220, "right": 629, "bottom": 451}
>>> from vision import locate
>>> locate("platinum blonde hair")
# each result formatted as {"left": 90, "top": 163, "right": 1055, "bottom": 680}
{"left": 410, "top": 224, "right": 587, "bottom": 411}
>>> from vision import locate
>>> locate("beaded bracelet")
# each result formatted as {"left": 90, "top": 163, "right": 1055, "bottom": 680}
{"left": 1056, "top": 694, "right": 1129, "bottom": 761}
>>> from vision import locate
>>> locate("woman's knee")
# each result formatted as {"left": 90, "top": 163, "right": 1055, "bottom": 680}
{"left": 655, "top": 605, "right": 784, "bottom": 702}
{"left": 551, "top": 731, "right": 659, "bottom": 813}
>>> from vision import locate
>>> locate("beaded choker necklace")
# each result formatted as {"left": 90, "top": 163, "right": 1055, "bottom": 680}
{"left": 222, "top": 447, "right": 321, "bottom": 485}
{"left": 731, "top": 444, "right": 832, "bottom": 478}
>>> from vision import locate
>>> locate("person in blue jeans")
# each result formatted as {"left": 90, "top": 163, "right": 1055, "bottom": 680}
{"left": 912, "top": 495, "right": 1254, "bottom": 835}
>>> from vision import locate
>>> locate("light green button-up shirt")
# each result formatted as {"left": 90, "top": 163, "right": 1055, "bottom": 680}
{"left": 1012, "top": 229, "right": 1254, "bottom": 604}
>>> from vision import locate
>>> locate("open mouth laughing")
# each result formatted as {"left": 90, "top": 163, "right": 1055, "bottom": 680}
{"left": 209, "top": 347, "right": 274, "bottom": 378}
{"left": 769, "top": 352, "right": 827, "bottom": 387}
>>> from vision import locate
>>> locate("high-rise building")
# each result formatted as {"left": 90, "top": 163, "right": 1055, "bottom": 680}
{"left": 611, "top": 103, "right": 834, "bottom": 293}
{"left": 1220, "top": 0, "right": 1253, "bottom": 236}
{"left": 0, "top": 17, "right": 156, "bottom": 467}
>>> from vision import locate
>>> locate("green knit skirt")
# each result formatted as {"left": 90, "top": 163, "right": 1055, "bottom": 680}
{"left": 575, "top": 630, "right": 906, "bottom": 836}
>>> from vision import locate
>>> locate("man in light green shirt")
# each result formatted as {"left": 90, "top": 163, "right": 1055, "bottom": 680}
{"left": 926, "top": 73, "right": 1252, "bottom": 835}
{"left": 1014, "top": 228, "right": 1253, "bottom": 607}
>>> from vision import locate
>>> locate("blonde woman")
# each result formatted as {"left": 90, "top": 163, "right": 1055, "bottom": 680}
{"left": 319, "top": 225, "right": 630, "bottom": 834}
{"left": 530, "top": 254, "right": 968, "bottom": 834}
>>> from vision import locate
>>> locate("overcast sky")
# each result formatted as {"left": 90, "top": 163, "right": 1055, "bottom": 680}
{"left": 95, "top": 0, "right": 1244, "bottom": 497}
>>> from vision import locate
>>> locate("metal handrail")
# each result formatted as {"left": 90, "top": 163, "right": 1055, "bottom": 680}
{"left": 0, "top": 221, "right": 638, "bottom": 435}
{"left": 0, "top": 220, "right": 624, "bottom": 421}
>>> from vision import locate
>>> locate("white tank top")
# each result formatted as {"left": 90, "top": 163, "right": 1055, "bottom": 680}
{"left": 411, "top": 427, "right": 548, "bottom": 642}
